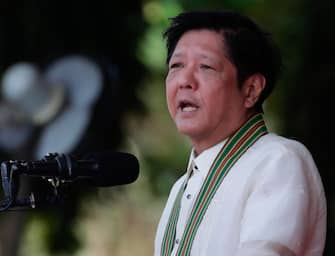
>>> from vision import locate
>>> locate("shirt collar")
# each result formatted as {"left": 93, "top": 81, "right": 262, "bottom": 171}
{"left": 186, "top": 139, "right": 228, "bottom": 178}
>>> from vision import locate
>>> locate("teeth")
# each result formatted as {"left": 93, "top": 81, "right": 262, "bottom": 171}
{"left": 182, "top": 106, "right": 197, "bottom": 112}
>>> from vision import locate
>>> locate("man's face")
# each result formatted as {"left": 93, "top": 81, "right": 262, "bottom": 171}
{"left": 166, "top": 29, "right": 250, "bottom": 151}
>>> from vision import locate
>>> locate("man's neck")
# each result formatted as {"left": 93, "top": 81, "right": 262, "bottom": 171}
{"left": 192, "top": 111, "right": 258, "bottom": 156}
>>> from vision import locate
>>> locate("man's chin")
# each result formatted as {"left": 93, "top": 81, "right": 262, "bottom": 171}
{"left": 176, "top": 126, "right": 202, "bottom": 138}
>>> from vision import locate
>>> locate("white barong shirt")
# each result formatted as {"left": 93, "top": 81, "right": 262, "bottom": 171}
{"left": 155, "top": 133, "right": 326, "bottom": 256}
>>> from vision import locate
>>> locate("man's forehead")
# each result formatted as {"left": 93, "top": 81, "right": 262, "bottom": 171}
{"left": 170, "top": 39, "right": 226, "bottom": 62}
{"left": 170, "top": 50, "right": 219, "bottom": 60}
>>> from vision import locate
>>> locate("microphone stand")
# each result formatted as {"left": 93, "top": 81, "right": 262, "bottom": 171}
{"left": 0, "top": 156, "right": 65, "bottom": 212}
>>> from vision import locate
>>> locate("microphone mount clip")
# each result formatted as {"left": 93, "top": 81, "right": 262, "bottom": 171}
{"left": 0, "top": 153, "right": 66, "bottom": 212}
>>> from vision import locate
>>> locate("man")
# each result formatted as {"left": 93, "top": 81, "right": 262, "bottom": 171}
{"left": 154, "top": 10, "right": 326, "bottom": 256}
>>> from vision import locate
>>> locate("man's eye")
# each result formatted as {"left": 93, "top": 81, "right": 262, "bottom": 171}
{"left": 169, "top": 63, "right": 183, "bottom": 69}
{"left": 200, "top": 64, "right": 213, "bottom": 70}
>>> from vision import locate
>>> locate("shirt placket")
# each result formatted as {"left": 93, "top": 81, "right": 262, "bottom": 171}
{"left": 172, "top": 162, "right": 202, "bottom": 255}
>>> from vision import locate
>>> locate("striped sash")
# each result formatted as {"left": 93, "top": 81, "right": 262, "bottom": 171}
{"left": 161, "top": 113, "right": 268, "bottom": 256}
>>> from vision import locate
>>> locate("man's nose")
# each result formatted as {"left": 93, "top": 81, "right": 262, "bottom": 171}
{"left": 178, "top": 67, "right": 197, "bottom": 90}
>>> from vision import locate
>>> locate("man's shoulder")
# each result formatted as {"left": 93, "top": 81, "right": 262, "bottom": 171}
{"left": 250, "top": 133, "right": 323, "bottom": 189}
{"left": 255, "top": 133, "right": 313, "bottom": 159}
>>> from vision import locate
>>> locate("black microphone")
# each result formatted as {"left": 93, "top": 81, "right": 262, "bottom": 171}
{"left": 1, "top": 152, "right": 139, "bottom": 187}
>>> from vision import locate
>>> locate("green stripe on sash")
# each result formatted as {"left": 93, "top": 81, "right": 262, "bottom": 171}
{"left": 161, "top": 187, "right": 184, "bottom": 255}
{"left": 161, "top": 113, "right": 267, "bottom": 256}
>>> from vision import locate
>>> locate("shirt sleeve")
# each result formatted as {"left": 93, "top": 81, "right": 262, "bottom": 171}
{"left": 236, "top": 141, "right": 326, "bottom": 256}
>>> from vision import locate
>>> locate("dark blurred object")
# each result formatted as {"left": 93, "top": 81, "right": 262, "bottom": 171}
{"left": 0, "top": 1, "right": 146, "bottom": 255}
{"left": 283, "top": 0, "right": 335, "bottom": 255}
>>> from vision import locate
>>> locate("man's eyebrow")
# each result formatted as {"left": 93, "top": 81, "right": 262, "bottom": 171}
{"left": 198, "top": 53, "right": 222, "bottom": 65}
{"left": 169, "top": 51, "right": 223, "bottom": 66}
{"left": 170, "top": 52, "right": 183, "bottom": 59}
{"left": 198, "top": 54, "right": 212, "bottom": 60}
{"left": 171, "top": 52, "right": 217, "bottom": 60}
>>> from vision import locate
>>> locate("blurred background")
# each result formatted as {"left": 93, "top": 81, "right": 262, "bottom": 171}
{"left": 0, "top": 0, "right": 333, "bottom": 255}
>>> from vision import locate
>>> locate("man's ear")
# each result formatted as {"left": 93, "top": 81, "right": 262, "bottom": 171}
{"left": 242, "top": 73, "right": 266, "bottom": 108}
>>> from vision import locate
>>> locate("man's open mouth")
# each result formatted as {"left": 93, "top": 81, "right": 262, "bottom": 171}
{"left": 179, "top": 100, "right": 199, "bottom": 112}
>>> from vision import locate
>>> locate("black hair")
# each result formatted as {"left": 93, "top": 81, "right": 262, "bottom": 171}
{"left": 163, "top": 10, "right": 283, "bottom": 111}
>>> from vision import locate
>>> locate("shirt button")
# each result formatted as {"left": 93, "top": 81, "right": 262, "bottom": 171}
{"left": 186, "top": 194, "right": 192, "bottom": 199}
{"left": 176, "top": 238, "right": 180, "bottom": 244}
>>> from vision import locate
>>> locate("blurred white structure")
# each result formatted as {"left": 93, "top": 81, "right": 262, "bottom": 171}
{"left": 0, "top": 55, "right": 103, "bottom": 158}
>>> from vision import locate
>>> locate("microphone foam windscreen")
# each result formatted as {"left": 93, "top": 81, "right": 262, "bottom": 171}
{"left": 85, "top": 151, "right": 139, "bottom": 187}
